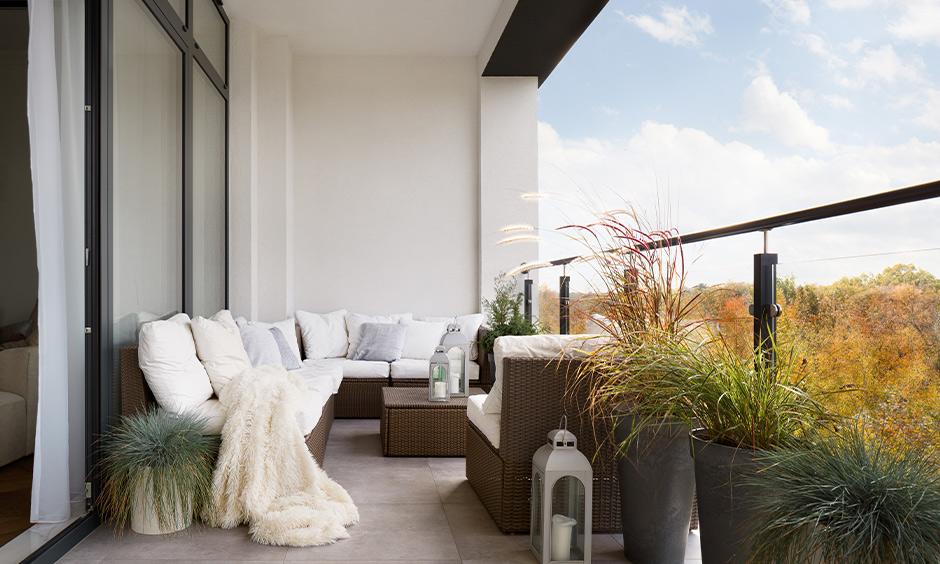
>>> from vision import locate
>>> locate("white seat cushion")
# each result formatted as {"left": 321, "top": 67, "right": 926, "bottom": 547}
{"left": 390, "top": 359, "right": 480, "bottom": 381}
{"left": 482, "top": 334, "right": 605, "bottom": 415}
{"left": 390, "top": 358, "right": 428, "bottom": 379}
{"left": 297, "top": 360, "right": 344, "bottom": 394}
{"left": 295, "top": 388, "right": 325, "bottom": 436}
{"left": 138, "top": 313, "right": 215, "bottom": 413}
{"left": 183, "top": 398, "right": 228, "bottom": 435}
{"left": 467, "top": 394, "right": 500, "bottom": 449}
{"left": 305, "top": 357, "right": 390, "bottom": 378}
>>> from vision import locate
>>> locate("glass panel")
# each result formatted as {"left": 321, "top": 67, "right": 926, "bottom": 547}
{"left": 165, "top": 0, "right": 184, "bottom": 22}
{"left": 112, "top": 0, "right": 182, "bottom": 352}
{"left": 530, "top": 472, "right": 543, "bottom": 556}
{"left": 192, "top": 66, "right": 226, "bottom": 317}
{"left": 550, "top": 476, "right": 586, "bottom": 561}
{"left": 193, "top": 0, "right": 225, "bottom": 78}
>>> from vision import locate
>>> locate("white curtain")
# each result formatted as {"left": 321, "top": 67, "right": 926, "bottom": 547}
{"left": 27, "top": 0, "right": 71, "bottom": 523}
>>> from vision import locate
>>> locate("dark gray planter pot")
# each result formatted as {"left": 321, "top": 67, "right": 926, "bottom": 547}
{"left": 615, "top": 408, "right": 695, "bottom": 564}
{"left": 690, "top": 430, "right": 759, "bottom": 564}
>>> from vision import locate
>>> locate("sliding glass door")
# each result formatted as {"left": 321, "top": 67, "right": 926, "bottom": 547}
{"left": 102, "top": 0, "right": 228, "bottom": 435}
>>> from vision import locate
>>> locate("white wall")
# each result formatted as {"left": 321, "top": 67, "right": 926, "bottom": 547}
{"left": 0, "top": 46, "right": 38, "bottom": 327}
{"left": 479, "top": 77, "right": 540, "bottom": 309}
{"left": 229, "top": 20, "right": 541, "bottom": 321}
{"left": 291, "top": 56, "right": 480, "bottom": 317}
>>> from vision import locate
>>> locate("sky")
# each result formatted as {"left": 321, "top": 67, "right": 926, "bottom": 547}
{"left": 533, "top": 0, "right": 940, "bottom": 288}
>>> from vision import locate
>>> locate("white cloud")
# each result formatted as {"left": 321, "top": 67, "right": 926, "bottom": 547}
{"left": 537, "top": 120, "right": 940, "bottom": 285}
{"left": 740, "top": 76, "right": 832, "bottom": 151}
{"left": 888, "top": 0, "right": 940, "bottom": 46}
{"left": 824, "top": 0, "right": 875, "bottom": 9}
{"left": 799, "top": 33, "right": 846, "bottom": 69}
{"left": 821, "top": 94, "right": 855, "bottom": 109}
{"left": 843, "top": 37, "right": 868, "bottom": 54}
{"left": 850, "top": 44, "right": 924, "bottom": 86}
{"left": 909, "top": 88, "right": 940, "bottom": 131}
{"left": 762, "top": 0, "right": 812, "bottom": 25}
{"left": 618, "top": 5, "right": 713, "bottom": 47}
{"left": 600, "top": 106, "right": 620, "bottom": 117}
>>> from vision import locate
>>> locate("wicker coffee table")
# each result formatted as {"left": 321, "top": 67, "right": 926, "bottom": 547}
{"left": 380, "top": 387, "right": 485, "bottom": 456}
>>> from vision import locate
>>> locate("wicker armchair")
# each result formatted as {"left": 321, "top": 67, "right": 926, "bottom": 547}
{"left": 466, "top": 356, "right": 621, "bottom": 533}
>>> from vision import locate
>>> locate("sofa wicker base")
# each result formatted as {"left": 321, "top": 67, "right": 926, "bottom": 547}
{"left": 380, "top": 387, "right": 483, "bottom": 456}
{"left": 334, "top": 378, "right": 388, "bottom": 418}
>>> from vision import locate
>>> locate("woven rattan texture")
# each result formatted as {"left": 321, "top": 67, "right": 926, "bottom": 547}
{"left": 380, "top": 388, "right": 483, "bottom": 456}
{"left": 465, "top": 356, "right": 621, "bottom": 533}
{"left": 334, "top": 377, "right": 388, "bottom": 418}
{"left": 118, "top": 346, "right": 332, "bottom": 464}
{"left": 305, "top": 395, "right": 334, "bottom": 466}
{"left": 119, "top": 346, "right": 156, "bottom": 416}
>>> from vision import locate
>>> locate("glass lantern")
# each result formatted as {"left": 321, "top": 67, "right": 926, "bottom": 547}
{"left": 531, "top": 417, "right": 592, "bottom": 564}
{"left": 439, "top": 322, "right": 470, "bottom": 396}
{"left": 428, "top": 346, "right": 450, "bottom": 402}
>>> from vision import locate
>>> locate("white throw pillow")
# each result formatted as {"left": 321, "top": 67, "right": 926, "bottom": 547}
{"left": 252, "top": 318, "right": 302, "bottom": 364}
{"left": 137, "top": 313, "right": 214, "bottom": 414}
{"left": 419, "top": 313, "right": 485, "bottom": 360}
{"left": 296, "top": 309, "right": 348, "bottom": 359}
{"left": 191, "top": 310, "right": 253, "bottom": 396}
{"left": 400, "top": 319, "right": 448, "bottom": 360}
{"left": 345, "top": 312, "right": 413, "bottom": 359}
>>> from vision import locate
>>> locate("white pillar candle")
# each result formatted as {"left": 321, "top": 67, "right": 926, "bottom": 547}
{"left": 550, "top": 514, "right": 577, "bottom": 561}
{"left": 433, "top": 381, "right": 447, "bottom": 399}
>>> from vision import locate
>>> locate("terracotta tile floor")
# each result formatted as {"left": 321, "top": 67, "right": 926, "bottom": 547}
{"left": 57, "top": 419, "right": 702, "bottom": 563}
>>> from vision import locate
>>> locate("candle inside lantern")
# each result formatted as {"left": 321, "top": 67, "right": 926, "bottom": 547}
{"left": 551, "top": 514, "right": 577, "bottom": 561}
{"left": 433, "top": 381, "right": 447, "bottom": 399}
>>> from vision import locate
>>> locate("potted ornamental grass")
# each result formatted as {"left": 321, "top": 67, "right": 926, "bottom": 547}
{"left": 744, "top": 426, "right": 940, "bottom": 564}
{"left": 562, "top": 209, "right": 706, "bottom": 564}
{"left": 97, "top": 407, "right": 218, "bottom": 535}
{"left": 672, "top": 336, "right": 833, "bottom": 564}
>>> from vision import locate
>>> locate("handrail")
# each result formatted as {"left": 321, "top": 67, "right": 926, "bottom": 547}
{"left": 544, "top": 179, "right": 940, "bottom": 268}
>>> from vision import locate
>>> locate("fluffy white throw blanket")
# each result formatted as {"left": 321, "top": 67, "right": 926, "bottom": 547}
{"left": 207, "top": 365, "right": 359, "bottom": 546}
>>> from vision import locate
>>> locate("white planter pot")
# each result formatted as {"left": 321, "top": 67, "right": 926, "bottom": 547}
{"left": 130, "top": 468, "right": 191, "bottom": 535}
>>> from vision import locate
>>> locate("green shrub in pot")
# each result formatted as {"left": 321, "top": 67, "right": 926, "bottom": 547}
{"left": 96, "top": 406, "right": 218, "bottom": 535}
{"left": 744, "top": 427, "right": 940, "bottom": 564}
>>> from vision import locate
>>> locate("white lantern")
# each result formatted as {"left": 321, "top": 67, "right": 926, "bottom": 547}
{"left": 439, "top": 322, "right": 470, "bottom": 397}
{"left": 531, "top": 417, "right": 592, "bottom": 564}
{"left": 428, "top": 346, "right": 450, "bottom": 402}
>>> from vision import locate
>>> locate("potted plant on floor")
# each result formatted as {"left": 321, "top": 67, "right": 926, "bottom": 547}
{"left": 743, "top": 426, "right": 940, "bottom": 563}
{"left": 675, "top": 337, "right": 832, "bottom": 564}
{"left": 480, "top": 273, "right": 540, "bottom": 385}
{"left": 97, "top": 406, "right": 218, "bottom": 535}
{"left": 563, "top": 209, "right": 706, "bottom": 564}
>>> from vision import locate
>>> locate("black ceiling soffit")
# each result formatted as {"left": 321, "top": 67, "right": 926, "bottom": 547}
{"left": 483, "top": 0, "right": 609, "bottom": 87}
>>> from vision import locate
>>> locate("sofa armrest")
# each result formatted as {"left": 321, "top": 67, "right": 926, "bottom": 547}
{"left": 0, "top": 345, "right": 39, "bottom": 452}
{"left": 119, "top": 346, "right": 157, "bottom": 416}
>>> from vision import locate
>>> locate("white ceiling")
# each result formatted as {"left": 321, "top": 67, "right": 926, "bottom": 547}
{"left": 222, "top": 0, "right": 505, "bottom": 57}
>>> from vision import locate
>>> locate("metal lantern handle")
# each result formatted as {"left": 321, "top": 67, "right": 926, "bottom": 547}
{"left": 558, "top": 415, "right": 567, "bottom": 432}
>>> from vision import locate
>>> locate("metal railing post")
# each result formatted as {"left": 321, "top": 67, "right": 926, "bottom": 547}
{"left": 559, "top": 274, "right": 570, "bottom": 335}
{"left": 523, "top": 277, "right": 533, "bottom": 325}
{"left": 750, "top": 251, "right": 780, "bottom": 367}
